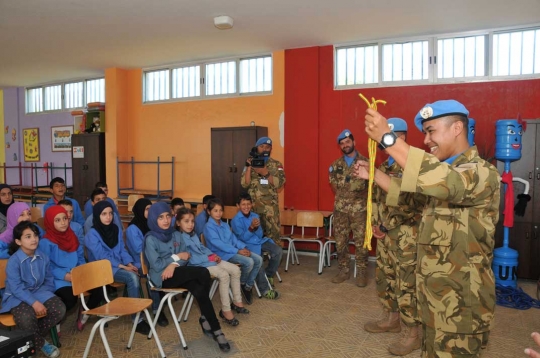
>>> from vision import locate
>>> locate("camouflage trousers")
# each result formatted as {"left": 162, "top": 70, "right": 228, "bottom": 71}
{"left": 253, "top": 201, "right": 281, "bottom": 246}
{"left": 422, "top": 325, "right": 489, "bottom": 357}
{"left": 375, "top": 224, "right": 418, "bottom": 327}
{"left": 333, "top": 210, "right": 368, "bottom": 271}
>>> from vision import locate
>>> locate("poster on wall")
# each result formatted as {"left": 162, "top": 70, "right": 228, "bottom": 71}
{"left": 51, "top": 125, "right": 73, "bottom": 152}
{"left": 23, "top": 128, "right": 40, "bottom": 162}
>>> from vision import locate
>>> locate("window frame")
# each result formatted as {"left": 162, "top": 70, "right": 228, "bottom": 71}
{"left": 142, "top": 53, "right": 273, "bottom": 104}
{"left": 334, "top": 23, "right": 540, "bottom": 90}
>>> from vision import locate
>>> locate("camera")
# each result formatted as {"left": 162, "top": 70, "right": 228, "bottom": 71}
{"left": 249, "top": 147, "right": 270, "bottom": 168}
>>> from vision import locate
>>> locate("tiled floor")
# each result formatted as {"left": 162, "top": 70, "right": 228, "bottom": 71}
{"left": 7, "top": 255, "right": 540, "bottom": 357}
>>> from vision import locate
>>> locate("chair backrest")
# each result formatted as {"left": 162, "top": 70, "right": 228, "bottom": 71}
{"left": 222, "top": 206, "right": 239, "bottom": 223}
{"left": 140, "top": 252, "right": 149, "bottom": 275}
{"left": 0, "top": 259, "right": 8, "bottom": 289}
{"left": 184, "top": 203, "right": 191, "bottom": 210}
{"left": 196, "top": 204, "right": 204, "bottom": 216}
{"left": 296, "top": 211, "right": 324, "bottom": 236}
{"left": 328, "top": 214, "right": 334, "bottom": 236}
{"left": 127, "top": 194, "right": 144, "bottom": 212}
{"left": 30, "top": 207, "right": 42, "bottom": 223}
{"left": 71, "top": 260, "right": 114, "bottom": 296}
{"left": 199, "top": 233, "right": 207, "bottom": 247}
{"left": 36, "top": 217, "right": 45, "bottom": 230}
{"left": 280, "top": 210, "right": 297, "bottom": 235}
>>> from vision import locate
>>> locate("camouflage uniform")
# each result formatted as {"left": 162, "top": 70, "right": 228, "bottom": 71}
{"left": 373, "top": 159, "right": 426, "bottom": 327}
{"left": 329, "top": 151, "right": 369, "bottom": 272}
{"left": 387, "top": 146, "right": 500, "bottom": 357}
{"left": 241, "top": 157, "right": 286, "bottom": 246}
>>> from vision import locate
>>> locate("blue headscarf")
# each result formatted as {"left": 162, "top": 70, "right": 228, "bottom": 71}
{"left": 146, "top": 202, "right": 176, "bottom": 243}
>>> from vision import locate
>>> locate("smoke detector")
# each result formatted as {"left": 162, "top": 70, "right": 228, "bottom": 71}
{"left": 214, "top": 15, "right": 234, "bottom": 30}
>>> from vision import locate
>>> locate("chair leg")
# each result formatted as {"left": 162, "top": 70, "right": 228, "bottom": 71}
{"left": 285, "top": 241, "right": 292, "bottom": 272}
{"left": 50, "top": 325, "right": 61, "bottom": 348}
{"left": 209, "top": 280, "right": 219, "bottom": 299}
{"left": 177, "top": 293, "right": 191, "bottom": 322}
{"left": 276, "top": 270, "right": 282, "bottom": 282}
{"left": 127, "top": 311, "right": 142, "bottom": 350}
{"left": 83, "top": 317, "right": 117, "bottom": 358}
{"left": 148, "top": 295, "right": 169, "bottom": 339}
{"left": 318, "top": 241, "right": 324, "bottom": 275}
{"left": 253, "top": 281, "right": 262, "bottom": 298}
{"left": 293, "top": 243, "right": 300, "bottom": 265}
{"left": 183, "top": 294, "right": 195, "bottom": 322}
{"left": 168, "top": 295, "right": 188, "bottom": 350}
{"left": 143, "top": 309, "right": 167, "bottom": 357}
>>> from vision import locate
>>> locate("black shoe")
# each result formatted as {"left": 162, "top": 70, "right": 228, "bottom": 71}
{"left": 198, "top": 317, "right": 214, "bottom": 338}
{"left": 135, "top": 321, "right": 151, "bottom": 335}
{"left": 219, "top": 310, "right": 239, "bottom": 326}
{"left": 213, "top": 332, "right": 231, "bottom": 353}
{"left": 240, "top": 284, "right": 253, "bottom": 305}
{"left": 230, "top": 302, "right": 250, "bottom": 314}
{"left": 156, "top": 311, "right": 169, "bottom": 327}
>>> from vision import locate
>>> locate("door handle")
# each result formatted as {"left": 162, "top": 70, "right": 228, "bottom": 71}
{"left": 228, "top": 167, "right": 233, "bottom": 173}
{"left": 233, "top": 166, "right": 238, "bottom": 173}
{"left": 534, "top": 226, "right": 538, "bottom": 240}
{"left": 526, "top": 231, "right": 530, "bottom": 239}
{"left": 530, "top": 172, "right": 533, "bottom": 179}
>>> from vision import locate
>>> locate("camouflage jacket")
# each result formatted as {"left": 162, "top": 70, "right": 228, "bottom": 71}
{"left": 241, "top": 157, "right": 285, "bottom": 205}
{"left": 329, "top": 151, "right": 368, "bottom": 213}
{"left": 373, "top": 159, "right": 426, "bottom": 232}
{"left": 388, "top": 145, "right": 500, "bottom": 334}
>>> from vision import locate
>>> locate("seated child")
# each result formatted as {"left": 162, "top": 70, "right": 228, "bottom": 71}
{"left": 83, "top": 182, "right": 120, "bottom": 219}
{"left": 84, "top": 188, "right": 123, "bottom": 235}
{"left": 194, "top": 195, "right": 215, "bottom": 236}
{"left": 0, "top": 202, "right": 44, "bottom": 259}
{"left": 175, "top": 207, "right": 248, "bottom": 326}
{"left": 43, "top": 177, "right": 84, "bottom": 226}
{"left": 0, "top": 221, "right": 66, "bottom": 358}
{"left": 231, "top": 192, "right": 283, "bottom": 291}
{"left": 57, "top": 200, "right": 84, "bottom": 246}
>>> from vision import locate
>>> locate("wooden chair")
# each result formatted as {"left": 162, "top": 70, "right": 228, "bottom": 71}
{"left": 0, "top": 259, "right": 61, "bottom": 347}
{"left": 222, "top": 206, "right": 238, "bottom": 224}
{"left": 290, "top": 211, "right": 326, "bottom": 274}
{"left": 71, "top": 260, "right": 166, "bottom": 358}
{"left": 196, "top": 204, "right": 204, "bottom": 216}
{"left": 36, "top": 217, "right": 45, "bottom": 230}
{"left": 127, "top": 194, "right": 144, "bottom": 212}
{"left": 280, "top": 210, "right": 299, "bottom": 272}
{"left": 140, "top": 253, "right": 189, "bottom": 349}
{"left": 184, "top": 203, "right": 192, "bottom": 210}
{"left": 30, "top": 206, "right": 42, "bottom": 223}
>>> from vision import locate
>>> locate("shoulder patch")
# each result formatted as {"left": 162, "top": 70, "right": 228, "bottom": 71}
{"left": 329, "top": 166, "right": 333, "bottom": 173}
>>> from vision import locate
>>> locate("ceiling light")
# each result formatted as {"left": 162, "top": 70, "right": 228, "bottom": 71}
{"left": 214, "top": 15, "right": 234, "bottom": 30}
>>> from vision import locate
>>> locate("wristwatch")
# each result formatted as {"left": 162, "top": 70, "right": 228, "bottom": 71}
{"left": 378, "top": 131, "right": 398, "bottom": 150}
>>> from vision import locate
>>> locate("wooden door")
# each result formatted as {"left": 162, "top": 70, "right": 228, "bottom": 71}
{"left": 72, "top": 133, "right": 106, "bottom": 207}
{"left": 211, "top": 129, "right": 235, "bottom": 205}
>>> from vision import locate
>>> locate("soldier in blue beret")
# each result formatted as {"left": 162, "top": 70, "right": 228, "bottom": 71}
{"left": 328, "top": 129, "right": 370, "bottom": 286}
{"left": 355, "top": 100, "right": 500, "bottom": 357}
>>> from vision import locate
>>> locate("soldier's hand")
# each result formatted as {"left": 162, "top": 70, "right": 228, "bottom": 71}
{"left": 365, "top": 108, "right": 391, "bottom": 143}
{"left": 372, "top": 225, "right": 385, "bottom": 239}
{"left": 352, "top": 160, "right": 370, "bottom": 180}
{"left": 525, "top": 332, "right": 540, "bottom": 357}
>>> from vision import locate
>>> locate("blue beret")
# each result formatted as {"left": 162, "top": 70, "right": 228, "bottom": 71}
{"left": 414, "top": 100, "right": 469, "bottom": 132}
{"left": 337, "top": 129, "right": 353, "bottom": 144}
{"left": 387, "top": 118, "right": 408, "bottom": 132}
{"left": 255, "top": 137, "right": 272, "bottom": 147}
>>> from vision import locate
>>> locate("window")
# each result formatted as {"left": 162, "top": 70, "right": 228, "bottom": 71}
{"left": 335, "top": 25, "right": 540, "bottom": 89}
{"left": 172, "top": 65, "right": 200, "bottom": 99}
{"left": 493, "top": 28, "right": 540, "bottom": 76}
{"left": 240, "top": 56, "right": 272, "bottom": 93}
{"left": 143, "top": 54, "right": 272, "bottom": 102}
{"left": 336, "top": 45, "right": 378, "bottom": 86}
{"left": 382, "top": 40, "right": 429, "bottom": 82}
{"left": 438, "top": 35, "right": 486, "bottom": 79}
{"left": 25, "top": 77, "right": 105, "bottom": 113}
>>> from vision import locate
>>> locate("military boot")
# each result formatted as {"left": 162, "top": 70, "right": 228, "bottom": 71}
{"left": 364, "top": 312, "right": 401, "bottom": 333}
{"left": 356, "top": 265, "right": 368, "bottom": 287}
{"left": 387, "top": 326, "right": 421, "bottom": 356}
{"left": 331, "top": 269, "right": 350, "bottom": 283}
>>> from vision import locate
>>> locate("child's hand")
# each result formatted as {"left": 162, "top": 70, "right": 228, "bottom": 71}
{"left": 161, "top": 264, "right": 177, "bottom": 280}
{"left": 64, "top": 272, "right": 72, "bottom": 282}
{"left": 215, "top": 256, "right": 222, "bottom": 263}
{"left": 126, "top": 263, "right": 139, "bottom": 274}
{"left": 251, "top": 218, "right": 260, "bottom": 229}
{"left": 32, "top": 301, "right": 47, "bottom": 316}
{"left": 178, "top": 252, "right": 190, "bottom": 261}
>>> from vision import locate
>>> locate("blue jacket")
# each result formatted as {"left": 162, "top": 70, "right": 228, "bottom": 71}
{"left": 84, "top": 198, "right": 120, "bottom": 219}
{"left": 231, "top": 211, "right": 272, "bottom": 255}
{"left": 203, "top": 219, "right": 245, "bottom": 261}
{"left": 179, "top": 231, "right": 216, "bottom": 268}
{"left": 38, "top": 239, "right": 85, "bottom": 290}
{"left": 125, "top": 225, "right": 144, "bottom": 270}
{"left": 84, "top": 213, "right": 124, "bottom": 236}
{"left": 44, "top": 197, "right": 85, "bottom": 227}
{"left": 194, "top": 211, "right": 208, "bottom": 237}
{"left": 0, "top": 249, "right": 56, "bottom": 313}
{"left": 84, "top": 227, "right": 134, "bottom": 276}
{"left": 70, "top": 221, "right": 85, "bottom": 247}
{"left": 144, "top": 231, "right": 188, "bottom": 288}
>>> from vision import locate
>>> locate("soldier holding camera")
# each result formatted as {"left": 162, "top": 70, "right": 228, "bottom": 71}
{"left": 241, "top": 137, "right": 286, "bottom": 246}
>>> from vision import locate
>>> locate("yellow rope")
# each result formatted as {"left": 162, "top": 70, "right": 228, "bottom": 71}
{"left": 358, "top": 93, "right": 386, "bottom": 250}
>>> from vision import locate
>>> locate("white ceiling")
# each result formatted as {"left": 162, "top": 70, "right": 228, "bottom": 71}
{"left": 0, "top": 0, "right": 539, "bottom": 87}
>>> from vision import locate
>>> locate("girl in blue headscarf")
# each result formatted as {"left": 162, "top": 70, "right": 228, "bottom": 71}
{"left": 144, "top": 202, "right": 230, "bottom": 353}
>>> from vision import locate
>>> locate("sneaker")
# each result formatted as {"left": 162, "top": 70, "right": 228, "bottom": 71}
{"left": 263, "top": 289, "right": 280, "bottom": 300}
{"left": 156, "top": 311, "right": 169, "bottom": 327}
{"left": 241, "top": 284, "right": 253, "bottom": 305}
{"left": 41, "top": 343, "right": 60, "bottom": 358}
{"left": 135, "top": 320, "right": 151, "bottom": 335}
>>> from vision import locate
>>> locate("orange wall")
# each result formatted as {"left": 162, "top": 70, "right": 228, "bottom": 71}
{"left": 105, "top": 51, "right": 285, "bottom": 202}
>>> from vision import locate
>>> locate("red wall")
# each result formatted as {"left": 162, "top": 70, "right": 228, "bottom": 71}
{"left": 285, "top": 45, "right": 540, "bottom": 212}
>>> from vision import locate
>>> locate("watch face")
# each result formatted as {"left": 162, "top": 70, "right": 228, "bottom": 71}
{"left": 383, "top": 134, "right": 394, "bottom": 145}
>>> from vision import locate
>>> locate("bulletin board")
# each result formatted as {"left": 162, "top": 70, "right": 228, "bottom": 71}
{"left": 23, "top": 128, "right": 40, "bottom": 162}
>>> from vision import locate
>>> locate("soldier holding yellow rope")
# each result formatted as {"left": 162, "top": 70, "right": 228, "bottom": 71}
{"left": 355, "top": 100, "right": 500, "bottom": 358}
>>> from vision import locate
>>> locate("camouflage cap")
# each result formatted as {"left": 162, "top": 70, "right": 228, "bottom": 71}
{"left": 414, "top": 100, "right": 469, "bottom": 132}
